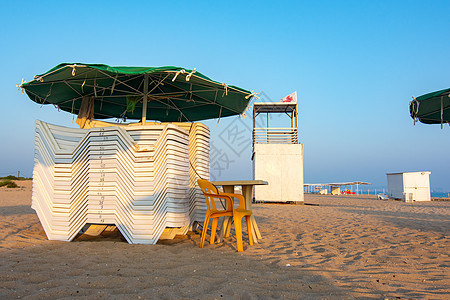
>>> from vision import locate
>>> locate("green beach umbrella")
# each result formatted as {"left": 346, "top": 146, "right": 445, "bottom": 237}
{"left": 410, "top": 88, "right": 450, "bottom": 126}
{"left": 19, "top": 63, "right": 255, "bottom": 123}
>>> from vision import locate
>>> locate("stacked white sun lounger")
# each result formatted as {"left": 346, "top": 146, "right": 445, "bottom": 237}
{"left": 32, "top": 120, "right": 209, "bottom": 244}
{"left": 172, "top": 123, "right": 210, "bottom": 223}
{"left": 155, "top": 122, "right": 211, "bottom": 239}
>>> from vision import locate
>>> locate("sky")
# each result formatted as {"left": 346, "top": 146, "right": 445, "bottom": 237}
{"left": 0, "top": 1, "right": 449, "bottom": 191}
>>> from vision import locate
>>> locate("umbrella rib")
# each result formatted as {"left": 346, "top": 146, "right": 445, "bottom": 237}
{"left": 91, "top": 110, "right": 128, "bottom": 119}
{"left": 24, "top": 89, "right": 47, "bottom": 104}
{"left": 150, "top": 78, "right": 199, "bottom": 101}
{"left": 147, "top": 74, "right": 171, "bottom": 94}
{"left": 63, "top": 81, "right": 83, "bottom": 97}
{"left": 160, "top": 79, "right": 235, "bottom": 109}
{"left": 28, "top": 74, "right": 118, "bottom": 86}
{"left": 60, "top": 97, "right": 129, "bottom": 109}
{"left": 418, "top": 105, "right": 450, "bottom": 118}
{"left": 33, "top": 64, "right": 73, "bottom": 81}
{"left": 169, "top": 101, "right": 219, "bottom": 109}
{"left": 55, "top": 82, "right": 144, "bottom": 106}
{"left": 59, "top": 79, "right": 194, "bottom": 99}
{"left": 95, "top": 69, "right": 143, "bottom": 94}
{"left": 27, "top": 92, "right": 127, "bottom": 120}
{"left": 173, "top": 89, "right": 243, "bottom": 114}
{"left": 110, "top": 74, "right": 118, "bottom": 95}
{"left": 186, "top": 91, "right": 243, "bottom": 114}
{"left": 148, "top": 97, "right": 190, "bottom": 122}
{"left": 162, "top": 78, "right": 223, "bottom": 93}
{"left": 63, "top": 67, "right": 137, "bottom": 92}
{"left": 148, "top": 88, "right": 226, "bottom": 96}
{"left": 169, "top": 96, "right": 210, "bottom": 105}
{"left": 32, "top": 64, "right": 95, "bottom": 82}
{"left": 67, "top": 84, "right": 140, "bottom": 98}
{"left": 57, "top": 95, "right": 138, "bottom": 112}
{"left": 167, "top": 98, "right": 191, "bottom": 122}
{"left": 28, "top": 71, "right": 144, "bottom": 106}
{"left": 152, "top": 71, "right": 228, "bottom": 93}
{"left": 68, "top": 83, "right": 140, "bottom": 96}
{"left": 187, "top": 73, "right": 250, "bottom": 95}
{"left": 163, "top": 70, "right": 251, "bottom": 95}
{"left": 50, "top": 72, "right": 242, "bottom": 115}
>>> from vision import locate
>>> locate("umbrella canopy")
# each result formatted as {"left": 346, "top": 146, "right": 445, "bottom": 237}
{"left": 20, "top": 63, "right": 254, "bottom": 123}
{"left": 410, "top": 88, "right": 450, "bottom": 125}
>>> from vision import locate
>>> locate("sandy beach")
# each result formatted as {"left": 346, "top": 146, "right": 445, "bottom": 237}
{"left": 0, "top": 181, "right": 448, "bottom": 299}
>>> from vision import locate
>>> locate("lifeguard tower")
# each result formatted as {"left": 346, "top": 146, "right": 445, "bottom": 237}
{"left": 252, "top": 99, "right": 304, "bottom": 203}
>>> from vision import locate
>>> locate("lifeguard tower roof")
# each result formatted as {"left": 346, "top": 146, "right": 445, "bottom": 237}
{"left": 253, "top": 102, "right": 297, "bottom": 113}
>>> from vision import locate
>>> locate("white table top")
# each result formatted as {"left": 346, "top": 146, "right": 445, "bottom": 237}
{"left": 211, "top": 180, "right": 268, "bottom": 186}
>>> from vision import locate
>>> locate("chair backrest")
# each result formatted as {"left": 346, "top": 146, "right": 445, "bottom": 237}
{"left": 197, "top": 179, "right": 221, "bottom": 211}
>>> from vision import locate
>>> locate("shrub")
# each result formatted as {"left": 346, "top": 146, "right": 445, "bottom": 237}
{"left": 0, "top": 175, "right": 31, "bottom": 181}
{"left": 6, "top": 181, "right": 18, "bottom": 188}
{"left": 0, "top": 179, "right": 18, "bottom": 188}
{"left": 0, "top": 180, "right": 10, "bottom": 187}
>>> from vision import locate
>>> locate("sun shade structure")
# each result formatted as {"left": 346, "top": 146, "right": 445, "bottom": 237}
{"left": 20, "top": 63, "right": 254, "bottom": 123}
{"left": 20, "top": 63, "right": 252, "bottom": 244}
{"left": 410, "top": 88, "right": 450, "bottom": 125}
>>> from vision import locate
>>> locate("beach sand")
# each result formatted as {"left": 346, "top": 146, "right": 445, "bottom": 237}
{"left": 0, "top": 181, "right": 448, "bottom": 299}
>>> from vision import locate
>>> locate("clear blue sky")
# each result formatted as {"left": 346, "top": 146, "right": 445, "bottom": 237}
{"left": 1, "top": 1, "right": 449, "bottom": 191}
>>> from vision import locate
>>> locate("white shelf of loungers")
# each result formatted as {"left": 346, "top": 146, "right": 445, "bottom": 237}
{"left": 32, "top": 120, "right": 210, "bottom": 244}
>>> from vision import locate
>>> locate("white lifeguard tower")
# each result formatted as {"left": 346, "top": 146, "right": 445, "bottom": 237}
{"left": 252, "top": 101, "right": 304, "bottom": 203}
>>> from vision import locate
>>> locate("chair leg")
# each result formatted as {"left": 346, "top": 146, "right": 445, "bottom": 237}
{"left": 225, "top": 217, "right": 233, "bottom": 238}
{"left": 210, "top": 217, "right": 219, "bottom": 244}
{"left": 246, "top": 215, "right": 253, "bottom": 246}
{"left": 200, "top": 215, "right": 210, "bottom": 248}
{"left": 234, "top": 215, "right": 244, "bottom": 252}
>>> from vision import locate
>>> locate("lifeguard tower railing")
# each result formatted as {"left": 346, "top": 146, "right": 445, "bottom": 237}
{"left": 252, "top": 102, "right": 298, "bottom": 146}
{"left": 253, "top": 127, "right": 298, "bottom": 144}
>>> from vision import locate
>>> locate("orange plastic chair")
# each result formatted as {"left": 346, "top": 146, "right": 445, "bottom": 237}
{"left": 197, "top": 179, "right": 253, "bottom": 252}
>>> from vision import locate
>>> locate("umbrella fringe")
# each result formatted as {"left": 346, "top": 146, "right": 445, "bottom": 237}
{"left": 185, "top": 68, "right": 196, "bottom": 81}
{"left": 222, "top": 83, "right": 228, "bottom": 97}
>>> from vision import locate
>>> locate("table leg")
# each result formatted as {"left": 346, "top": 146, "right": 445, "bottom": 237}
{"left": 218, "top": 185, "right": 235, "bottom": 242}
{"left": 242, "top": 185, "right": 262, "bottom": 241}
{"left": 222, "top": 186, "right": 235, "bottom": 194}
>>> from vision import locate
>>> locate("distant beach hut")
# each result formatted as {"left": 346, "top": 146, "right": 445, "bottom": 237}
{"left": 386, "top": 172, "right": 431, "bottom": 202}
{"left": 19, "top": 63, "right": 255, "bottom": 244}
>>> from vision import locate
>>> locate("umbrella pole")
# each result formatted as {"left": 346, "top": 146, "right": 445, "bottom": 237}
{"left": 142, "top": 74, "right": 149, "bottom": 124}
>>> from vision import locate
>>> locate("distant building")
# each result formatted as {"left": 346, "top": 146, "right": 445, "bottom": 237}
{"left": 331, "top": 186, "right": 340, "bottom": 195}
{"left": 386, "top": 171, "right": 431, "bottom": 202}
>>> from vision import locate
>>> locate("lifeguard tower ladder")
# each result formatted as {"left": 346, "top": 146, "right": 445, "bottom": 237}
{"left": 252, "top": 102, "right": 304, "bottom": 203}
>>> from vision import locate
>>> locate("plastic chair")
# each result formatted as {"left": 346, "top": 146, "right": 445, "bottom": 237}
{"left": 197, "top": 179, "right": 253, "bottom": 252}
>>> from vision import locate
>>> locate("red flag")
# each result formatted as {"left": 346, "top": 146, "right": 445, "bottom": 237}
{"left": 280, "top": 91, "right": 297, "bottom": 103}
